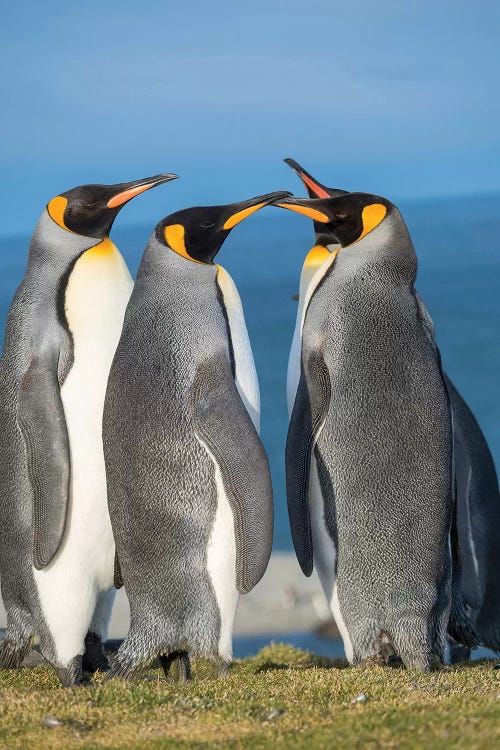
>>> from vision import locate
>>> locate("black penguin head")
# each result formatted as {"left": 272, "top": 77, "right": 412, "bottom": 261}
{"left": 284, "top": 158, "right": 349, "bottom": 245}
{"left": 273, "top": 191, "right": 392, "bottom": 248}
{"left": 156, "top": 191, "right": 292, "bottom": 264}
{"left": 46, "top": 173, "right": 178, "bottom": 239}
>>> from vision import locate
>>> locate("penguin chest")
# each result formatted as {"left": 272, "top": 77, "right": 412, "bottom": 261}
{"left": 200, "top": 265, "right": 259, "bottom": 659}
{"left": 287, "top": 247, "right": 339, "bottom": 416}
{"left": 216, "top": 264, "right": 260, "bottom": 431}
{"left": 59, "top": 241, "right": 133, "bottom": 568}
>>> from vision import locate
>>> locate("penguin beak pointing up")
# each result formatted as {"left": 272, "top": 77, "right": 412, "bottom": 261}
{"left": 107, "top": 173, "right": 178, "bottom": 208}
{"left": 283, "top": 158, "right": 332, "bottom": 199}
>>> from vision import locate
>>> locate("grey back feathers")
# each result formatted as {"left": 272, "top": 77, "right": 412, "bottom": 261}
{"left": 1, "top": 212, "right": 99, "bottom": 567}
{"left": 103, "top": 234, "right": 273, "bottom": 667}
{"left": 0, "top": 211, "right": 99, "bottom": 664}
{"left": 288, "top": 208, "right": 455, "bottom": 667}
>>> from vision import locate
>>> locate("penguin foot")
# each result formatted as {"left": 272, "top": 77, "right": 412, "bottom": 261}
{"left": 0, "top": 635, "right": 34, "bottom": 669}
{"left": 217, "top": 660, "right": 231, "bottom": 678}
{"left": 386, "top": 654, "right": 404, "bottom": 668}
{"left": 160, "top": 651, "right": 192, "bottom": 682}
{"left": 82, "top": 632, "right": 110, "bottom": 674}
{"left": 56, "top": 655, "right": 91, "bottom": 687}
{"left": 448, "top": 638, "right": 471, "bottom": 665}
{"left": 358, "top": 655, "right": 386, "bottom": 668}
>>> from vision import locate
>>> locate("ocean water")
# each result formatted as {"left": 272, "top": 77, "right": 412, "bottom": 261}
{"left": 0, "top": 193, "right": 499, "bottom": 550}
{"left": 233, "top": 634, "right": 497, "bottom": 662}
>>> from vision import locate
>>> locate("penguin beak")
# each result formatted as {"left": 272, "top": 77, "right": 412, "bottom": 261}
{"left": 222, "top": 191, "right": 293, "bottom": 230}
{"left": 284, "top": 158, "right": 349, "bottom": 201}
{"left": 284, "top": 158, "right": 332, "bottom": 199}
{"left": 107, "top": 173, "right": 179, "bottom": 209}
{"left": 272, "top": 196, "right": 332, "bottom": 223}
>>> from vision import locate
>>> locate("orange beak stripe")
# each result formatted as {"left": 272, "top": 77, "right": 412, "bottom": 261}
{"left": 276, "top": 203, "right": 330, "bottom": 223}
{"left": 107, "top": 182, "right": 159, "bottom": 208}
{"left": 299, "top": 172, "right": 330, "bottom": 199}
{"left": 223, "top": 202, "right": 267, "bottom": 230}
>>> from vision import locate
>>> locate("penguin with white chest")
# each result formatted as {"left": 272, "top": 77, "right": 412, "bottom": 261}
{"left": 275, "top": 189, "right": 475, "bottom": 669}
{"left": 103, "top": 192, "right": 287, "bottom": 680}
{"left": 0, "top": 173, "right": 177, "bottom": 686}
{"left": 285, "top": 159, "right": 497, "bottom": 662}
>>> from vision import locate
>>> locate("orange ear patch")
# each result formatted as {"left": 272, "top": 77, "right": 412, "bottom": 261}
{"left": 164, "top": 223, "right": 202, "bottom": 264}
{"left": 358, "top": 203, "right": 387, "bottom": 241}
{"left": 47, "top": 196, "right": 70, "bottom": 231}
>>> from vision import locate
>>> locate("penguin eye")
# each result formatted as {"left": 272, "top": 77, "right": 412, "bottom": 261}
{"left": 201, "top": 221, "right": 215, "bottom": 230}
{"left": 335, "top": 212, "right": 348, "bottom": 221}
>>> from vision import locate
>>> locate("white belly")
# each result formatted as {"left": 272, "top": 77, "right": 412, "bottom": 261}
{"left": 309, "top": 456, "right": 353, "bottom": 662}
{"left": 290, "top": 245, "right": 351, "bottom": 658}
{"left": 216, "top": 264, "right": 260, "bottom": 431}
{"left": 33, "top": 240, "right": 133, "bottom": 664}
{"left": 199, "top": 437, "right": 238, "bottom": 662}
{"left": 198, "top": 265, "right": 261, "bottom": 659}
{"left": 287, "top": 246, "right": 340, "bottom": 416}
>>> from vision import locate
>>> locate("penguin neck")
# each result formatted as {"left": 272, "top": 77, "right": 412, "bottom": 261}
{"left": 137, "top": 233, "right": 216, "bottom": 283}
{"left": 340, "top": 210, "right": 417, "bottom": 284}
{"left": 28, "top": 210, "right": 103, "bottom": 270}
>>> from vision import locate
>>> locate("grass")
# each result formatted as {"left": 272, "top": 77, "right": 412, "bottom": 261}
{"left": 0, "top": 644, "right": 498, "bottom": 750}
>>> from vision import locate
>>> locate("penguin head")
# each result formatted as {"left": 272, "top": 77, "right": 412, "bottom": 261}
{"left": 273, "top": 191, "right": 392, "bottom": 249}
{"left": 284, "top": 158, "right": 349, "bottom": 246}
{"left": 46, "top": 173, "right": 178, "bottom": 239}
{"left": 156, "top": 191, "right": 292, "bottom": 264}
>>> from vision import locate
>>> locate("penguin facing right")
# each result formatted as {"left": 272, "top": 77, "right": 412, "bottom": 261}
{"left": 284, "top": 158, "right": 500, "bottom": 660}
{"left": 103, "top": 192, "right": 288, "bottom": 680}
{"left": 0, "top": 173, "right": 177, "bottom": 686}
{"left": 274, "top": 189, "right": 475, "bottom": 670}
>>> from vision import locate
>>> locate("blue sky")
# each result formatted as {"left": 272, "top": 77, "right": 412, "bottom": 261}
{"left": 1, "top": 0, "right": 499, "bottom": 233}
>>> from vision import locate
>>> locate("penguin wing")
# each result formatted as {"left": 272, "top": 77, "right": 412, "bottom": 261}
{"left": 414, "top": 290, "right": 478, "bottom": 643}
{"left": 17, "top": 349, "right": 70, "bottom": 570}
{"left": 286, "top": 349, "right": 331, "bottom": 576}
{"left": 446, "top": 375, "right": 500, "bottom": 611}
{"left": 192, "top": 354, "right": 273, "bottom": 594}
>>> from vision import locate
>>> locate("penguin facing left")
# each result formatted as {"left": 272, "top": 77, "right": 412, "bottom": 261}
{"left": 284, "top": 158, "right": 499, "bottom": 661}
{"left": 0, "top": 173, "right": 177, "bottom": 686}
{"left": 274, "top": 189, "right": 474, "bottom": 669}
{"left": 102, "top": 192, "right": 288, "bottom": 680}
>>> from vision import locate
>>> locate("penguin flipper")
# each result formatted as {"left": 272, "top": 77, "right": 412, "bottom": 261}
{"left": 192, "top": 354, "right": 273, "bottom": 595}
{"left": 17, "top": 350, "right": 70, "bottom": 570}
{"left": 286, "top": 350, "right": 331, "bottom": 577}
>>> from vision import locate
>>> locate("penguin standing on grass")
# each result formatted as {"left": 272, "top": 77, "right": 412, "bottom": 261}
{"left": 284, "top": 158, "right": 499, "bottom": 661}
{"left": 0, "top": 173, "right": 177, "bottom": 686}
{"left": 102, "top": 192, "right": 287, "bottom": 680}
{"left": 275, "top": 189, "right": 476, "bottom": 669}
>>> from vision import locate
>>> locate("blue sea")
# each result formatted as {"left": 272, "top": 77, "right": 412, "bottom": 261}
{"left": 1, "top": 194, "right": 499, "bottom": 550}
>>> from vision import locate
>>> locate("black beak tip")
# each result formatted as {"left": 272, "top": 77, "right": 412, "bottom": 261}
{"left": 157, "top": 173, "right": 179, "bottom": 184}
{"left": 269, "top": 190, "right": 294, "bottom": 205}
{"left": 283, "top": 157, "right": 301, "bottom": 172}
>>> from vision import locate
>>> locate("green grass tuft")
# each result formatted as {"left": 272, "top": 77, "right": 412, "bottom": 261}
{"left": 0, "top": 644, "right": 498, "bottom": 749}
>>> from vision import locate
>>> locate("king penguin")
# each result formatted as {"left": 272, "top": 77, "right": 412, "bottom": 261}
{"left": 284, "top": 158, "right": 499, "bottom": 661}
{"left": 274, "top": 189, "right": 476, "bottom": 670}
{"left": 0, "top": 173, "right": 177, "bottom": 686}
{"left": 102, "top": 191, "right": 288, "bottom": 680}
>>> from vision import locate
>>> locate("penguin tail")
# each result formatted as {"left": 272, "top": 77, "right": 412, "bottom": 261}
{"left": 0, "top": 634, "right": 34, "bottom": 669}
{"left": 448, "top": 580, "right": 479, "bottom": 650}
